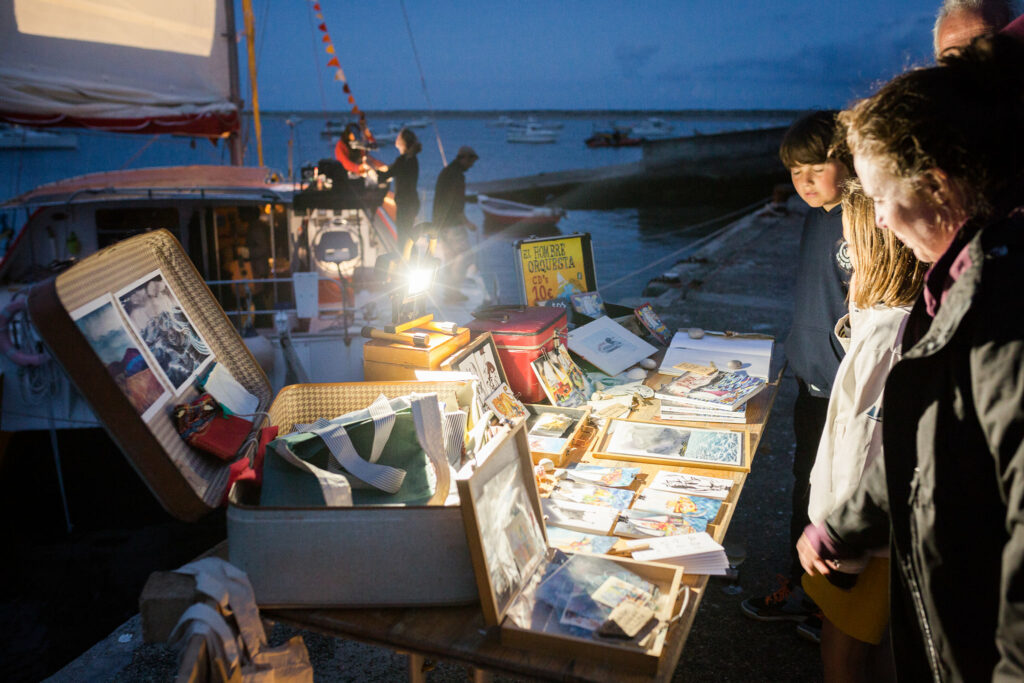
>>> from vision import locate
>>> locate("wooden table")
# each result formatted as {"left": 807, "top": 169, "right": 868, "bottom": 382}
{"left": 266, "top": 364, "right": 782, "bottom": 683}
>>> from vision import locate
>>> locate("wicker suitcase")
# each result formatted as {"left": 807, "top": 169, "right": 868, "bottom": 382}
{"left": 27, "top": 230, "right": 479, "bottom": 607}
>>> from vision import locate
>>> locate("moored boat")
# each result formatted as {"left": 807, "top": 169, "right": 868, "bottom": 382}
{"left": 631, "top": 117, "right": 675, "bottom": 139}
{"left": 478, "top": 194, "right": 566, "bottom": 227}
{"left": 585, "top": 130, "right": 642, "bottom": 148}
{"left": 506, "top": 122, "right": 558, "bottom": 144}
{"left": 0, "top": 124, "right": 78, "bottom": 150}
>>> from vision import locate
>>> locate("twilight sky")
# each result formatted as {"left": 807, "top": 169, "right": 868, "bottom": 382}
{"left": 244, "top": 0, "right": 944, "bottom": 111}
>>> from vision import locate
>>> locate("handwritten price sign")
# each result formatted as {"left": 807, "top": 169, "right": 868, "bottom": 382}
{"left": 519, "top": 236, "right": 590, "bottom": 306}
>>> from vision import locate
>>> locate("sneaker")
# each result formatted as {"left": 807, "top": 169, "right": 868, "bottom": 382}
{"left": 740, "top": 575, "right": 816, "bottom": 622}
{"left": 796, "top": 611, "right": 823, "bottom": 644}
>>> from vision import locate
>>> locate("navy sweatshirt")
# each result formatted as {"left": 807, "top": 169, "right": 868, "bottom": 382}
{"left": 785, "top": 204, "right": 851, "bottom": 397}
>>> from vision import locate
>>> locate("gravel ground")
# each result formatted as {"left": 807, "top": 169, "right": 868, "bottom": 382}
{"left": 48, "top": 197, "right": 825, "bottom": 683}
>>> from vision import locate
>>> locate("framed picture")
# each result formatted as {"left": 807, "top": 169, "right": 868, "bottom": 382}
{"left": 445, "top": 332, "right": 506, "bottom": 399}
{"left": 70, "top": 294, "right": 170, "bottom": 421}
{"left": 567, "top": 316, "right": 656, "bottom": 377}
{"left": 487, "top": 383, "right": 529, "bottom": 424}
{"left": 595, "top": 419, "right": 747, "bottom": 471}
{"left": 514, "top": 233, "right": 598, "bottom": 307}
{"left": 115, "top": 269, "right": 213, "bottom": 395}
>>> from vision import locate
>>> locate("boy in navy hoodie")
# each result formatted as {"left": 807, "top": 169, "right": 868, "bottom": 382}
{"left": 741, "top": 111, "right": 852, "bottom": 641}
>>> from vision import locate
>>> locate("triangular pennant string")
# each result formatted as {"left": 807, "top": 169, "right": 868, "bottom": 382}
{"left": 312, "top": 3, "right": 375, "bottom": 143}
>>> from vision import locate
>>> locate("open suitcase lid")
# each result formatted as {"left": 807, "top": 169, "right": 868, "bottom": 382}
{"left": 27, "top": 230, "right": 273, "bottom": 521}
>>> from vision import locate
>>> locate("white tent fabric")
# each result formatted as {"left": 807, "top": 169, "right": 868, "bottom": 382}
{"left": 0, "top": 0, "right": 237, "bottom": 135}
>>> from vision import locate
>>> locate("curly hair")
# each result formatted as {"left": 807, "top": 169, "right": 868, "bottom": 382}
{"left": 840, "top": 33, "right": 1024, "bottom": 220}
{"left": 841, "top": 180, "right": 926, "bottom": 309}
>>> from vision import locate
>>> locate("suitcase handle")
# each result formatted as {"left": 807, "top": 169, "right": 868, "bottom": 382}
{"left": 470, "top": 304, "right": 526, "bottom": 324}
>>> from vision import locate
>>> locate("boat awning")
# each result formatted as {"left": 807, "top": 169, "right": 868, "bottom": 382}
{"left": 0, "top": 0, "right": 239, "bottom": 137}
{"left": 1, "top": 166, "right": 295, "bottom": 208}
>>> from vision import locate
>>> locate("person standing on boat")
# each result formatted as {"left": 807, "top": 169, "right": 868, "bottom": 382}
{"left": 378, "top": 127, "right": 422, "bottom": 249}
{"left": 432, "top": 146, "right": 478, "bottom": 303}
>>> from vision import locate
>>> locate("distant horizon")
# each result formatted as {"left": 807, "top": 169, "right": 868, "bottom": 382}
{"left": 253, "top": 109, "right": 807, "bottom": 118}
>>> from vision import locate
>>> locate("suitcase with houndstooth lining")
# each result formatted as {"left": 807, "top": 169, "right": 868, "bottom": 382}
{"left": 27, "top": 229, "right": 480, "bottom": 607}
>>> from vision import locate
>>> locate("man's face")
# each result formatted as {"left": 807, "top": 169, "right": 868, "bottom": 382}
{"left": 460, "top": 155, "right": 477, "bottom": 171}
{"left": 936, "top": 8, "right": 992, "bottom": 57}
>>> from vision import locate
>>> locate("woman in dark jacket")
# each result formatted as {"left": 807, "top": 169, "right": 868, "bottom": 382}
{"left": 797, "top": 33, "right": 1024, "bottom": 681}
{"left": 379, "top": 127, "right": 422, "bottom": 248}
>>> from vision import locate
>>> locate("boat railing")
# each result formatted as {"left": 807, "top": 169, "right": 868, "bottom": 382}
{"left": 205, "top": 275, "right": 395, "bottom": 322}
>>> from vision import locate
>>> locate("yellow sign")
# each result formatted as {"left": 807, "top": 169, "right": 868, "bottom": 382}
{"left": 519, "top": 236, "right": 589, "bottom": 306}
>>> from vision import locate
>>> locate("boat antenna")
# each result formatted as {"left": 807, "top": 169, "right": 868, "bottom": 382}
{"left": 399, "top": 0, "right": 447, "bottom": 165}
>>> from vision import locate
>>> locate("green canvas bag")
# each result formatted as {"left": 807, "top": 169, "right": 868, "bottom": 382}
{"left": 261, "top": 393, "right": 460, "bottom": 507}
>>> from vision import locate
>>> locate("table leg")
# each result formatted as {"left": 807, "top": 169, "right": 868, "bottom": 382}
{"left": 470, "top": 666, "right": 493, "bottom": 682}
{"left": 406, "top": 653, "right": 426, "bottom": 683}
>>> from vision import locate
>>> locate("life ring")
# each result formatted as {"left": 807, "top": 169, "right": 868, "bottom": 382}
{"left": 0, "top": 297, "right": 50, "bottom": 366}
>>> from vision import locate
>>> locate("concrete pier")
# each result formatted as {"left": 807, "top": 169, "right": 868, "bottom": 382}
{"left": 468, "top": 125, "right": 789, "bottom": 209}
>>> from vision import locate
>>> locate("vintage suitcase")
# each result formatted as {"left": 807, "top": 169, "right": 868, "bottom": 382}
{"left": 27, "top": 229, "right": 479, "bottom": 607}
{"left": 465, "top": 306, "right": 567, "bottom": 403}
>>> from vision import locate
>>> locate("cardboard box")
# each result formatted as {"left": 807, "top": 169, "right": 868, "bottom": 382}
{"left": 456, "top": 425, "right": 684, "bottom": 673}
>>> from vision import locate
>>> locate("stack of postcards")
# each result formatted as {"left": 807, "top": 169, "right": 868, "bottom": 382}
{"left": 654, "top": 370, "right": 764, "bottom": 424}
{"left": 622, "top": 532, "right": 729, "bottom": 575}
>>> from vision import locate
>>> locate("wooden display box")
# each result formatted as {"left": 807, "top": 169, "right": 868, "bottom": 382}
{"left": 457, "top": 425, "right": 684, "bottom": 674}
{"left": 592, "top": 417, "right": 751, "bottom": 473}
{"left": 363, "top": 326, "right": 469, "bottom": 380}
{"left": 524, "top": 404, "right": 592, "bottom": 467}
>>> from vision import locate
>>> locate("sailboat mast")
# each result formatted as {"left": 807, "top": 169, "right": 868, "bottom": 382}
{"left": 242, "top": 0, "right": 264, "bottom": 167}
{"left": 224, "top": 0, "right": 244, "bottom": 165}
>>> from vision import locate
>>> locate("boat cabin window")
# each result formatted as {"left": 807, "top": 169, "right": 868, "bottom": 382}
{"left": 208, "top": 204, "right": 291, "bottom": 328}
{"left": 95, "top": 208, "right": 180, "bottom": 249}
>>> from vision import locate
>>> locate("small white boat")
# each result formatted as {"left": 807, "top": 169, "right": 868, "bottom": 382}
{"left": 478, "top": 194, "right": 566, "bottom": 227}
{"left": 401, "top": 117, "right": 430, "bottom": 128}
{"left": 631, "top": 117, "right": 675, "bottom": 139}
{"left": 487, "top": 115, "right": 517, "bottom": 127}
{"left": 372, "top": 123, "right": 403, "bottom": 143}
{"left": 506, "top": 123, "right": 558, "bottom": 144}
{"left": 0, "top": 125, "right": 77, "bottom": 150}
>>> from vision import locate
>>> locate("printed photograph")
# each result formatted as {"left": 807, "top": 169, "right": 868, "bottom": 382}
{"left": 116, "top": 270, "right": 213, "bottom": 394}
{"left": 604, "top": 420, "right": 743, "bottom": 467}
{"left": 451, "top": 333, "right": 505, "bottom": 399}
{"left": 71, "top": 294, "right": 168, "bottom": 421}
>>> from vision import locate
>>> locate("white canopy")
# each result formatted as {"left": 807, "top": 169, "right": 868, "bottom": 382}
{"left": 0, "top": 0, "right": 238, "bottom": 136}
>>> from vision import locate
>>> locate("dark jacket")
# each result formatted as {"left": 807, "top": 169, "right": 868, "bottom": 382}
{"left": 432, "top": 161, "right": 467, "bottom": 229}
{"left": 824, "top": 199, "right": 1024, "bottom": 682}
{"left": 379, "top": 153, "right": 420, "bottom": 235}
{"left": 785, "top": 205, "right": 851, "bottom": 397}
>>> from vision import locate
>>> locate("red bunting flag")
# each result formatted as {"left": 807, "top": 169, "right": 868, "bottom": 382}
{"left": 351, "top": 106, "right": 359, "bottom": 114}
{"left": 318, "top": 23, "right": 326, "bottom": 31}
{"left": 342, "top": 84, "right": 351, "bottom": 93}
{"left": 313, "top": 3, "right": 321, "bottom": 10}
{"left": 326, "top": 45, "right": 335, "bottom": 54}
{"left": 347, "top": 95, "right": 355, "bottom": 104}
{"left": 322, "top": 34, "right": 330, "bottom": 43}
{"left": 327, "top": 56, "right": 340, "bottom": 68}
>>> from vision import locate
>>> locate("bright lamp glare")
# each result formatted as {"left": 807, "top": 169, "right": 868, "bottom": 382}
{"left": 406, "top": 267, "right": 435, "bottom": 296}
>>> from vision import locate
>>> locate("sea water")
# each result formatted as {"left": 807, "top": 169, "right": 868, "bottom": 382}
{"left": 0, "top": 112, "right": 791, "bottom": 300}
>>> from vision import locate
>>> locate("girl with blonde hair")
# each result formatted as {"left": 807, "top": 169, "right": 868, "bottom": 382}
{"left": 803, "top": 180, "right": 925, "bottom": 682}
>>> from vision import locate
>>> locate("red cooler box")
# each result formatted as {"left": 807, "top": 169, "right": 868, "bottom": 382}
{"left": 466, "top": 306, "right": 567, "bottom": 403}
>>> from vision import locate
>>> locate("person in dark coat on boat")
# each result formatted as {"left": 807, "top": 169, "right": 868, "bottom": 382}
{"left": 377, "top": 127, "right": 422, "bottom": 249}
{"left": 432, "top": 146, "right": 478, "bottom": 303}
{"left": 797, "top": 32, "right": 1024, "bottom": 681}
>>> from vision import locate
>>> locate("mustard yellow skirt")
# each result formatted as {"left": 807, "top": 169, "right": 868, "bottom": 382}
{"left": 802, "top": 556, "right": 889, "bottom": 645}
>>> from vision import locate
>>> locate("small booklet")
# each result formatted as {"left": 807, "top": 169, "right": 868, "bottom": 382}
{"left": 631, "top": 489, "right": 723, "bottom": 527}
{"left": 546, "top": 526, "right": 620, "bottom": 555}
{"left": 614, "top": 509, "right": 704, "bottom": 538}
{"left": 563, "top": 464, "right": 641, "bottom": 488}
{"left": 542, "top": 498, "right": 620, "bottom": 535}
{"left": 626, "top": 532, "right": 729, "bottom": 575}
{"left": 656, "top": 370, "right": 764, "bottom": 411}
{"left": 550, "top": 479, "right": 636, "bottom": 510}
{"left": 647, "top": 470, "right": 734, "bottom": 500}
